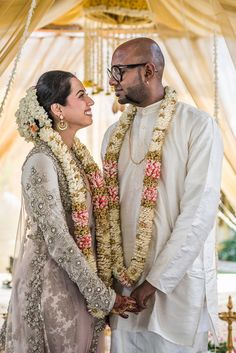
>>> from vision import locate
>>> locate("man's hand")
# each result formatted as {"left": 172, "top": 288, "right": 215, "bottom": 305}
{"left": 112, "top": 294, "right": 140, "bottom": 318}
{"left": 130, "top": 280, "right": 156, "bottom": 310}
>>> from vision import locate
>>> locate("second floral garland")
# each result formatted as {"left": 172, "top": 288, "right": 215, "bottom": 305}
{"left": 104, "top": 86, "right": 178, "bottom": 287}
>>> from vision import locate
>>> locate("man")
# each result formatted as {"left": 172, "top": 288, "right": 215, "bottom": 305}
{"left": 102, "top": 38, "right": 223, "bottom": 353}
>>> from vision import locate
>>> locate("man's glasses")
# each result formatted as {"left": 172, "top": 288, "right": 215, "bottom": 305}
{"left": 107, "top": 63, "right": 148, "bottom": 83}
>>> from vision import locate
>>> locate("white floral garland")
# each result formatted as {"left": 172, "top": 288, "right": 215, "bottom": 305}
{"left": 103, "top": 86, "right": 177, "bottom": 287}
{"left": 16, "top": 87, "right": 112, "bottom": 317}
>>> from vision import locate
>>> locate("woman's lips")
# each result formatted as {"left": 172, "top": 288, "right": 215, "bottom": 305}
{"left": 84, "top": 109, "right": 92, "bottom": 116}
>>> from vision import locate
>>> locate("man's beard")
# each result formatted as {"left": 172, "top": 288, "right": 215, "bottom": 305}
{"left": 118, "top": 77, "right": 148, "bottom": 106}
{"left": 118, "top": 93, "right": 140, "bottom": 105}
{"left": 119, "top": 87, "right": 146, "bottom": 105}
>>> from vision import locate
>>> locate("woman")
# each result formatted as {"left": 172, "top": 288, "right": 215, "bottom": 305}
{"left": 0, "top": 70, "right": 137, "bottom": 353}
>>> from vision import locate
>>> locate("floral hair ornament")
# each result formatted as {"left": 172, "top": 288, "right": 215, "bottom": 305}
{"left": 15, "top": 87, "right": 52, "bottom": 143}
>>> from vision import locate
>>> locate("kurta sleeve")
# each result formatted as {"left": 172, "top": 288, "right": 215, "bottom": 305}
{"left": 146, "top": 114, "right": 223, "bottom": 294}
{"left": 22, "top": 152, "right": 115, "bottom": 315}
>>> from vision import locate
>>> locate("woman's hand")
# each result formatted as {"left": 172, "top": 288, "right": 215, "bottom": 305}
{"left": 111, "top": 294, "right": 139, "bottom": 318}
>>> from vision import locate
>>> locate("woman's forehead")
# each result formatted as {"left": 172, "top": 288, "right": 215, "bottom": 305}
{"left": 70, "top": 77, "right": 84, "bottom": 91}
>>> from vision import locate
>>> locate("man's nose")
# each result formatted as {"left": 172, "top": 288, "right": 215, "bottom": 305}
{"left": 109, "top": 76, "right": 118, "bottom": 86}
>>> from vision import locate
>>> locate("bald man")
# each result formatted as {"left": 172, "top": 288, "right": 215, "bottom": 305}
{"left": 102, "top": 38, "right": 223, "bottom": 353}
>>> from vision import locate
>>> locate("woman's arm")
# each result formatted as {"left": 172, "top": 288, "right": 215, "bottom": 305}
{"left": 22, "top": 152, "right": 116, "bottom": 318}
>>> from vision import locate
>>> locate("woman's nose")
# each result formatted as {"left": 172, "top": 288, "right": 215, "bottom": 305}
{"left": 87, "top": 96, "right": 94, "bottom": 105}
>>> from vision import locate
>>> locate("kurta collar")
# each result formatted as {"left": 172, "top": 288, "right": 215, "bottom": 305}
{"left": 136, "top": 99, "right": 162, "bottom": 116}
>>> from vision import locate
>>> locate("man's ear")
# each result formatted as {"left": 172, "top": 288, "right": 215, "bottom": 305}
{"left": 144, "top": 63, "right": 156, "bottom": 80}
{"left": 50, "top": 103, "right": 61, "bottom": 117}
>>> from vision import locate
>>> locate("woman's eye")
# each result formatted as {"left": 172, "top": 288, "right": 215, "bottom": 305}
{"left": 78, "top": 91, "right": 88, "bottom": 98}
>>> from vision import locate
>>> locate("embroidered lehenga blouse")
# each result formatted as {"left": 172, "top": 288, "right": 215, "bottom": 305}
{"left": 0, "top": 142, "right": 115, "bottom": 353}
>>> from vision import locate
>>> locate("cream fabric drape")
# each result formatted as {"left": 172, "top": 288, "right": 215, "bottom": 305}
{"left": 1, "top": 0, "right": 236, "bottom": 75}
{"left": 147, "top": 0, "right": 236, "bottom": 68}
{"left": 147, "top": 0, "right": 236, "bottom": 36}
{"left": 51, "top": 2, "right": 85, "bottom": 25}
{"left": 0, "top": 34, "right": 116, "bottom": 166}
{"left": 211, "top": 0, "right": 236, "bottom": 67}
{"left": 0, "top": 0, "right": 83, "bottom": 75}
{"left": 0, "top": 32, "right": 235, "bottom": 271}
{"left": 158, "top": 35, "right": 236, "bottom": 209}
{"left": 0, "top": 33, "right": 117, "bottom": 271}
{"left": 0, "top": 33, "right": 235, "bottom": 205}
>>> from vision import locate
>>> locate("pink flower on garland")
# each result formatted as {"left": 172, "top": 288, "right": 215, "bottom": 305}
{"left": 79, "top": 234, "right": 92, "bottom": 249}
{"left": 103, "top": 160, "right": 118, "bottom": 178}
{"left": 145, "top": 160, "right": 161, "bottom": 179}
{"left": 142, "top": 186, "right": 157, "bottom": 202}
{"left": 72, "top": 210, "right": 89, "bottom": 226}
{"left": 89, "top": 171, "right": 104, "bottom": 188}
{"left": 108, "top": 186, "right": 119, "bottom": 202}
{"left": 94, "top": 195, "right": 108, "bottom": 209}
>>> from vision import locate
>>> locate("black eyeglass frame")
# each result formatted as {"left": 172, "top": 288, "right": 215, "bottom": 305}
{"left": 107, "top": 62, "right": 148, "bottom": 83}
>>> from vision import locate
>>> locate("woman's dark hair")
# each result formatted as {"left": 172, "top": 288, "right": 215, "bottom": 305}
{"left": 36, "top": 70, "right": 76, "bottom": 121}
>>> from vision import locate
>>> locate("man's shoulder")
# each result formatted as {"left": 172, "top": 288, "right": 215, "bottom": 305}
{"left": 175, "top": 102, "right": 222, "bottom": 145}
{"left": 101, "top": 121, "right": 119, "bottom": 158}
{"left": 104, "top": 121, "right": 119, "bottom": 140}
{"left": 176, "top": 101, "right": 215, "bottom": 128}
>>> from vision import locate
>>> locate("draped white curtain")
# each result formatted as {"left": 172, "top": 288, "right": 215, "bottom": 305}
{"left": 147, "top": 0, "right": 236, "bottom": 67}
{"left": 0, "top": 0, "right": 84, "bottom": 75}
{"left": 0, "top": 33, "right": 117, "bottom": 271}
{"left": 158, "top": 35, "right": 236, "bottom": 211}
{"left": 0, "top": 32, "right": 235, "bottom": 270}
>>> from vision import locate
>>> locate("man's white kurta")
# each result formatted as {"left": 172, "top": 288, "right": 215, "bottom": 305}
{"left": 102, "top": 100, "right": 223, "bottom": 346}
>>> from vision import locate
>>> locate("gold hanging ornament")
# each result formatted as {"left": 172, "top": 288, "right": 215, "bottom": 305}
{"left": 83, "top": 19, "right": 93, "bottom": 88}
{"left": 83, "top": 0, "right": 151, "bottom": 25}
{"left": 82, "top": 1, "right": 154, "bottom": 113}
{"left": 105, "top": 34, "right": 111, "bottom": 95}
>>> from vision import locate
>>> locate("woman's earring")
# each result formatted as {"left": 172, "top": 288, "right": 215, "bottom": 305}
{"left": 57, "top": 114, "right": 68, "bottom": 131}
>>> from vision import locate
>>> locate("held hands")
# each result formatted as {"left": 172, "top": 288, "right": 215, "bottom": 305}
{"left": 111, "top": 280, "right": 156, "bottom": 318}
{"left": 112, "top": 294, "right": 140, "bottom": 318}
{"left": 130, "top": 280, "right": 156, "bottom": 310}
